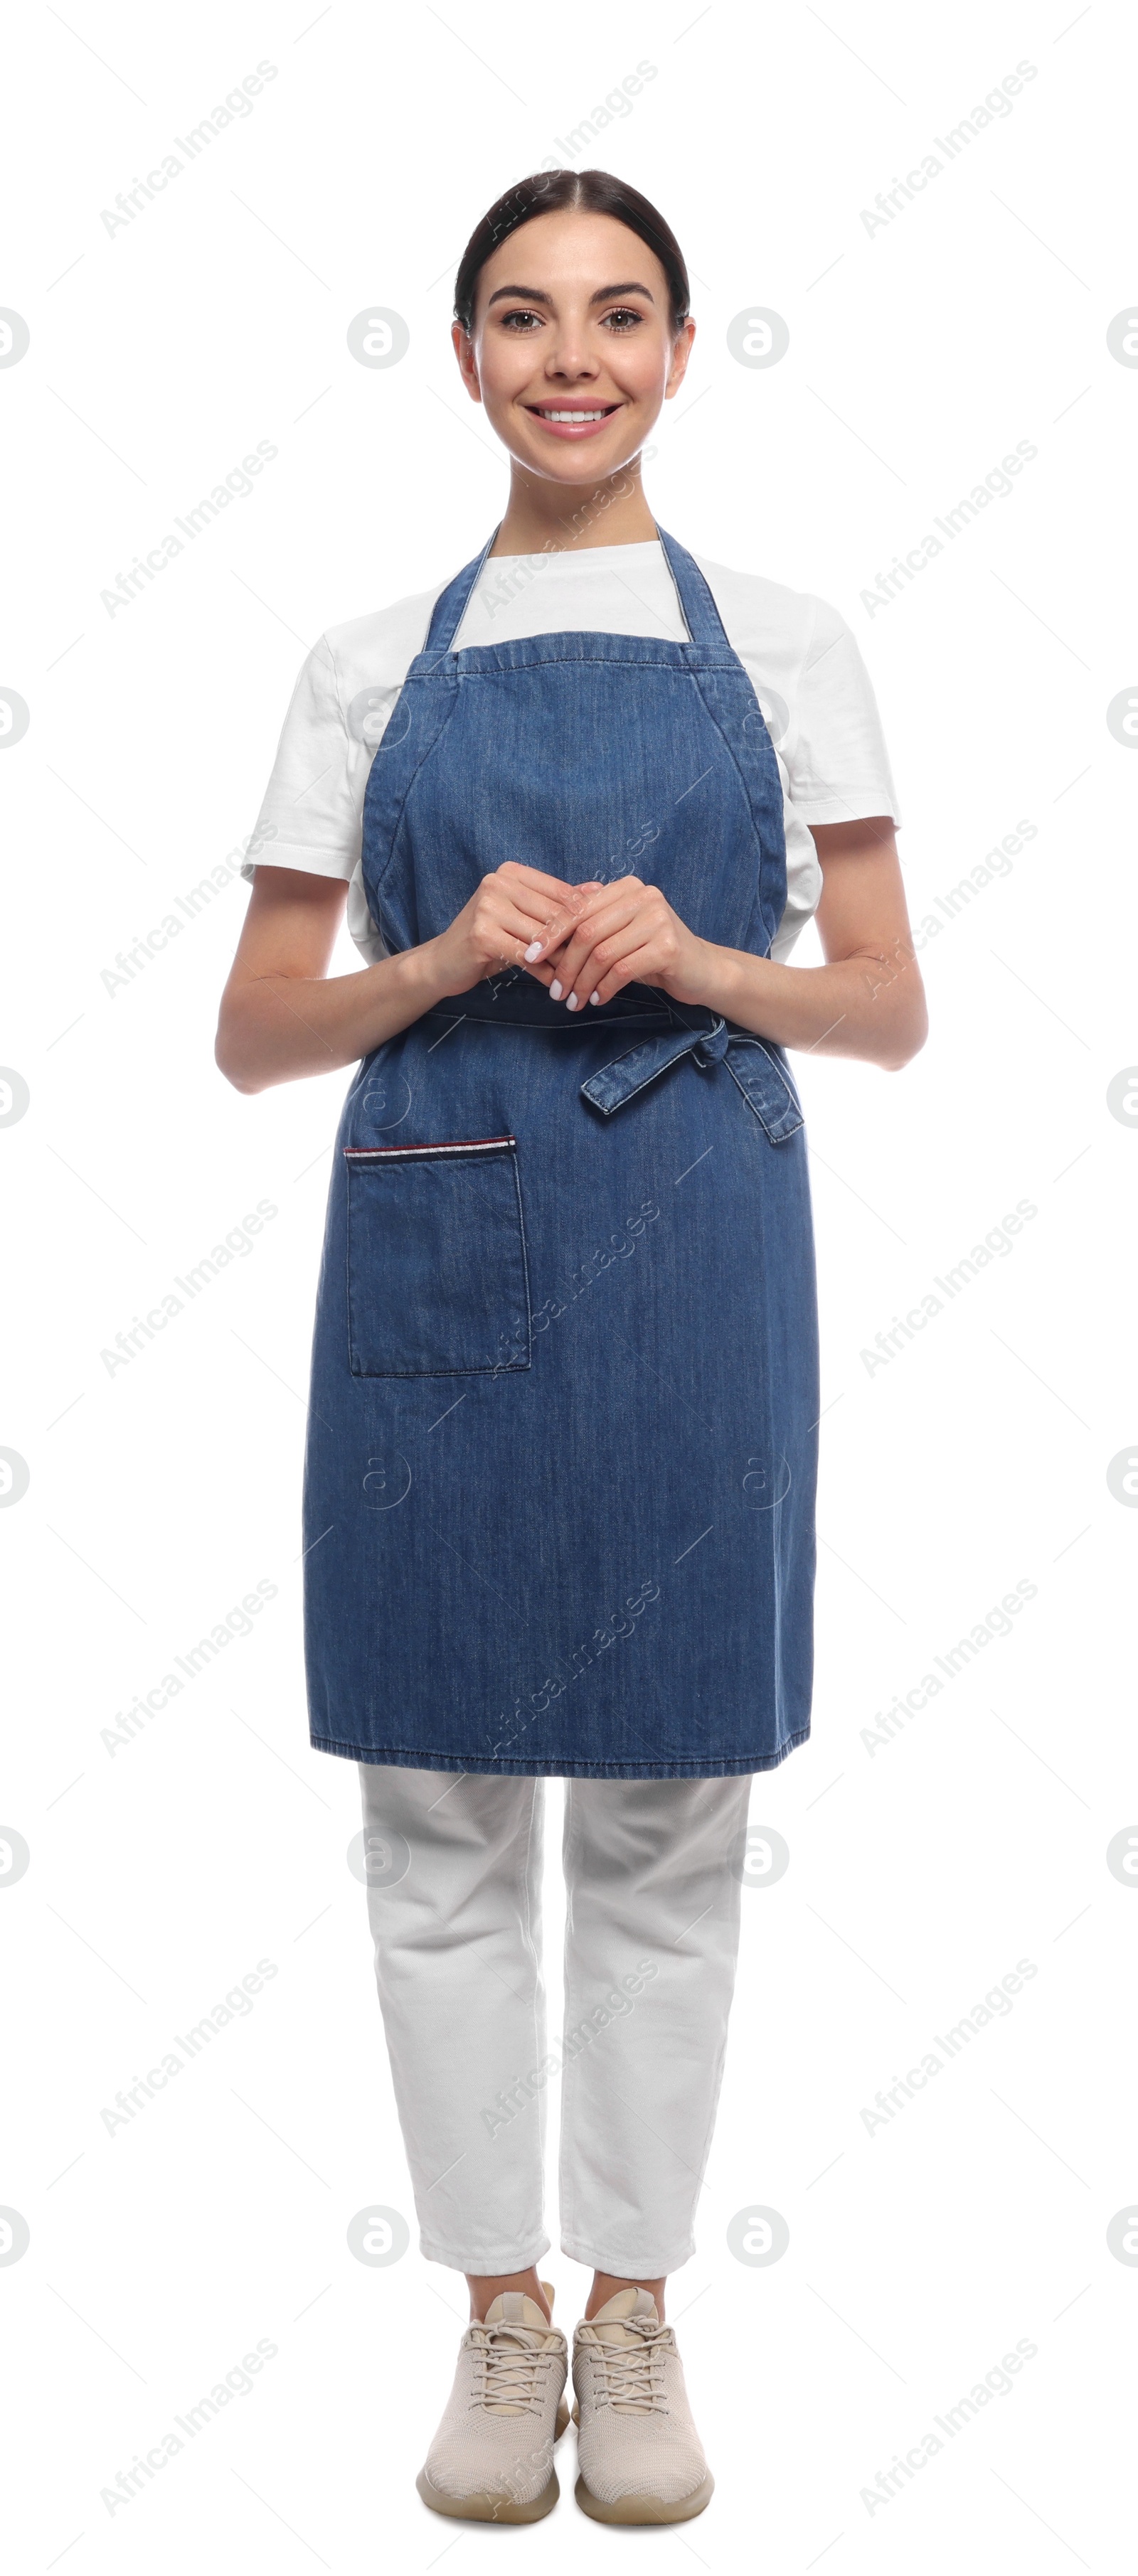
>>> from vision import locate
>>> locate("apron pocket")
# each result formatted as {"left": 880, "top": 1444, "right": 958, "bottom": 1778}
{"left": 344, "top": 1135, "right": 532, "bottom": 1378}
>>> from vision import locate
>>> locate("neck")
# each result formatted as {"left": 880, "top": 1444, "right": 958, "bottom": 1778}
{"left": 491, "top": 455, "right": 659, "bottom": 557}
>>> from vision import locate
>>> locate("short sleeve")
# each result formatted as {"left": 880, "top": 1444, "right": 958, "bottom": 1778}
{"left": 786, "top": 600, "right": 902, "bottom": 830}
{"left": 241, "top": 635, "right": 364, "bottom": 885}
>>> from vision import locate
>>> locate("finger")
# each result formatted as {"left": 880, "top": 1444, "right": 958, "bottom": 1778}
{"left": 486, "top": 875, "right": 588, "bottom": 953}
{"left": 519, "top": 882, "right": 608, "bottom": 963}
{"left": 549, "top": 891, "right": 641, "bottom": 975}
{"left": 488, "top": 879, "right": 610, "bottom": 972}
{"left": 497, "top": 862, "right": 587, "bottom": 904}
{"left": 547, "top": 898, "right": 644, "bottom": 1005}
{"left": 503, "top": 884, "right": 586, "bottom": 936}
{"left": 484, "top": 891, "right": 612, "bottom": 977}
{"left": 485, "top": 902, "right": 580, "bottom": 966}
{"left": 536, "top": 890, "right": 605, "bottom": 963}
{"left": 588, "top": 938, "right": 664, "bottom": 1008}
{"left": 478, "top": 910, "right": 591, "bottom": 983}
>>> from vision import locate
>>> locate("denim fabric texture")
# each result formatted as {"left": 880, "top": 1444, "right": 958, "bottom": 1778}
{"left": 303, "top": 530, "right": 820, "bottom": 1777}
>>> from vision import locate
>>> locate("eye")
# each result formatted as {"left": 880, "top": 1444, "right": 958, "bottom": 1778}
{"left": 499, "top": 307, "right": 544, "bottom": 331}
{"left": 602, "top": 306, "right": 644, "bottom": 331}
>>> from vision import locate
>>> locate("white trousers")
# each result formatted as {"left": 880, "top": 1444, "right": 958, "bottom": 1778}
{"left": 358, "top": 1764, "right": 753, "bottom": 2278}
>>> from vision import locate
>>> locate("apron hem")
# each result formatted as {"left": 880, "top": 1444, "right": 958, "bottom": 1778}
{"left": 310, "top": 1727, "right": 811, "bottom": 1779}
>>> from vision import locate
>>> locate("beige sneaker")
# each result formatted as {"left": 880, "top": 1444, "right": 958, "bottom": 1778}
{"left": 416, "top": 2283, "right": 570, "bottom": 2523}
{"left": 572, "top": 2287, "right": 714, "bottom": 2524}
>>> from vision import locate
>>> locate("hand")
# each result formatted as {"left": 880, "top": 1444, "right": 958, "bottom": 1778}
{"left": 426, "top": 863, "right": 604, "bottom": 1000}
{"left": 531, "top": 875, "right": 714, "bottom": 1012}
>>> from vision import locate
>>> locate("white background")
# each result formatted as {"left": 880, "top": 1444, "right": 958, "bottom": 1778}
{"left": 3, "top": 1, "right": 1136, "bottom": 2567}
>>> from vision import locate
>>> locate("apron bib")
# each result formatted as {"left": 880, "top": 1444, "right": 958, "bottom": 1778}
{"left": 303, "top": 530, "right": 819, "bottom": 1777}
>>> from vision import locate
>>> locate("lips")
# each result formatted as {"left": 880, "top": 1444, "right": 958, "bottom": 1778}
{"left": 526, "top": 402, "right": 621, "bottom": 440}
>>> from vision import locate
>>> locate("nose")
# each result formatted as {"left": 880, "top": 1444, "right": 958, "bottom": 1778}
{"left": 543, "top": 325, "right": 600, "bottom": 380}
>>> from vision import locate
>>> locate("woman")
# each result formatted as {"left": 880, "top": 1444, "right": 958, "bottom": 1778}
{"left": 217, "top": 168, "right": 926, "bottom": 2528}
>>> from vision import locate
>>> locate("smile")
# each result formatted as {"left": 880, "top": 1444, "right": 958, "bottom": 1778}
{"left": 526, "top": 402, "right": 622, "bottom": 440}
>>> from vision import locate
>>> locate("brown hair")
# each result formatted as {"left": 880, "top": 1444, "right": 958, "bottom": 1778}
{"left": 454, "top": 169, "right": 691, "bottom": 336}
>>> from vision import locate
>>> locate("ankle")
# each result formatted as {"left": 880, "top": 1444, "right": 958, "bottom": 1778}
{"left": 585, "top": 2271, "right": 666, "bottom": 2323}
{"left": 465, "top": 2266, "right": 551, "bottom": 2324}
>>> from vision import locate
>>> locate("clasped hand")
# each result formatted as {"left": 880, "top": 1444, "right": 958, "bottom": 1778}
{"left": 432, "top": 860, "right": 713, "bottom": 1012}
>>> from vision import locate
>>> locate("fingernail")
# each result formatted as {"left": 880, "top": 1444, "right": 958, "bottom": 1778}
{"left": 566, "top": 992, "right": 579, "bottom": 1010}
{"left": 523, "top": 939, "right": 542, "bottom": 962}
{"left": 588, "top": 990, "right": 600, "bottom": 1006}
{"left": 550, "top": 978, "right": 563, "bottom": 1000}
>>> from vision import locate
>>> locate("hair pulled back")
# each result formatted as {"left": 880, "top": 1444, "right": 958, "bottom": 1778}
{"left": 454, "top": 169, "right": 690, "bottom": 336}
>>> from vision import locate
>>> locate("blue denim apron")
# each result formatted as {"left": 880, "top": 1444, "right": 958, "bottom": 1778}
{"left": 303, "top": 530, "right": 819, "bottom": 1778}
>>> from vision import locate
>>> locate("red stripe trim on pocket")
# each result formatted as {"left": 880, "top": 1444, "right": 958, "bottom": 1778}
{"left": 344, "top": 1135, "right": 517, "bottom": 1160}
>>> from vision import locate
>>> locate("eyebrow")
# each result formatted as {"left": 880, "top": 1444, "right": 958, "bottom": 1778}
{"left": 485, "top": 279, "right": 656, "bottom": 310}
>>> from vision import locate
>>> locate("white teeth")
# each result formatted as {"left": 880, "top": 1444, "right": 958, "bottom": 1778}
{"left": 538, "top": 409, "right": 610, "bottom": 422}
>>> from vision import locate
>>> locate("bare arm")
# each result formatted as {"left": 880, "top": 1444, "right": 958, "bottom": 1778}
{"left": 217, "top": 821, "right": 926, "bottom": 1093}
{"left": 216, "top": 868, "right": 436, "bottom": 1094}
{"left": 743, "top": 813, "right": 928, "bottom": 1067}
{"left": 214, "top": 860, "right": 599, "bottom": 1094}
{"left": 531, "top": 816, "right": 927, "bottom": 1071}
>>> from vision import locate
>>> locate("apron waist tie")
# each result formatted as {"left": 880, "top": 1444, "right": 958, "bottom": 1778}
{"left": 580, "top": 1017, "right": 804, "bottom": 1145}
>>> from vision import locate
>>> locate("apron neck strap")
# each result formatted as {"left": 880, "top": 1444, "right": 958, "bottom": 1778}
{"left": 655, "top": 528, "right": 730, "bottom": 646}
{"left": 422, "top": 525, "right": 502, "bottom": 656}
{"left": 422, "top": 524, "right": 729, "bottom": 656}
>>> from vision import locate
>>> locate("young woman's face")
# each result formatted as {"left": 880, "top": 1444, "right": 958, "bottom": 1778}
{"left": 454, "top": 208, "right": 694, "bottom": 486}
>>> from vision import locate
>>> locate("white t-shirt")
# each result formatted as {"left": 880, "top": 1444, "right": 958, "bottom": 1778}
{"left": 245, "top": 540, "right": 900, "bottom": 964}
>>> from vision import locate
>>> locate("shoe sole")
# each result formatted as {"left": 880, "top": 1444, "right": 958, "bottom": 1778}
{"left": 417, "top": 2467, "right": 560, "bottom": 2523}
{"left": 575, "top": 2470, "right": 716, "bottom": 2526}
{"left": 416, "top": 2395, "right": 570, "bottom": 2523}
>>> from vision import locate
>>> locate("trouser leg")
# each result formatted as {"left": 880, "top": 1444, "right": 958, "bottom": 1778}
{"left": 558, "top": 1773, "right": 753, "bottom": 2278}
{"left": 357, "top": 1763, "right": 551, "bottom": 2274}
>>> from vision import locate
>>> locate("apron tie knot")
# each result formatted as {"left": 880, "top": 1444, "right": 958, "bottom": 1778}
{"left": 691, "top": 1017, "right": 730, "bottom": 1067}
{"left": 580, "top": 1017, "right": 804, "bottom": 1145}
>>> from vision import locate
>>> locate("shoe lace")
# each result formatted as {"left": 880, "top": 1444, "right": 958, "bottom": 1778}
{"left": 590, "top": 2316, "right": 671, "bottom": 2413}
{"left": 469, "top": 2320, "right": 556, "bottom": 2415}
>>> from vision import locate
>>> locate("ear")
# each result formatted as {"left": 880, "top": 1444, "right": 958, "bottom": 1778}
{"left": 664, "top": 317, "right": 696, "bottom": 402}
{"left": 452, "top": 319, "right": 484, "bottom": 405}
